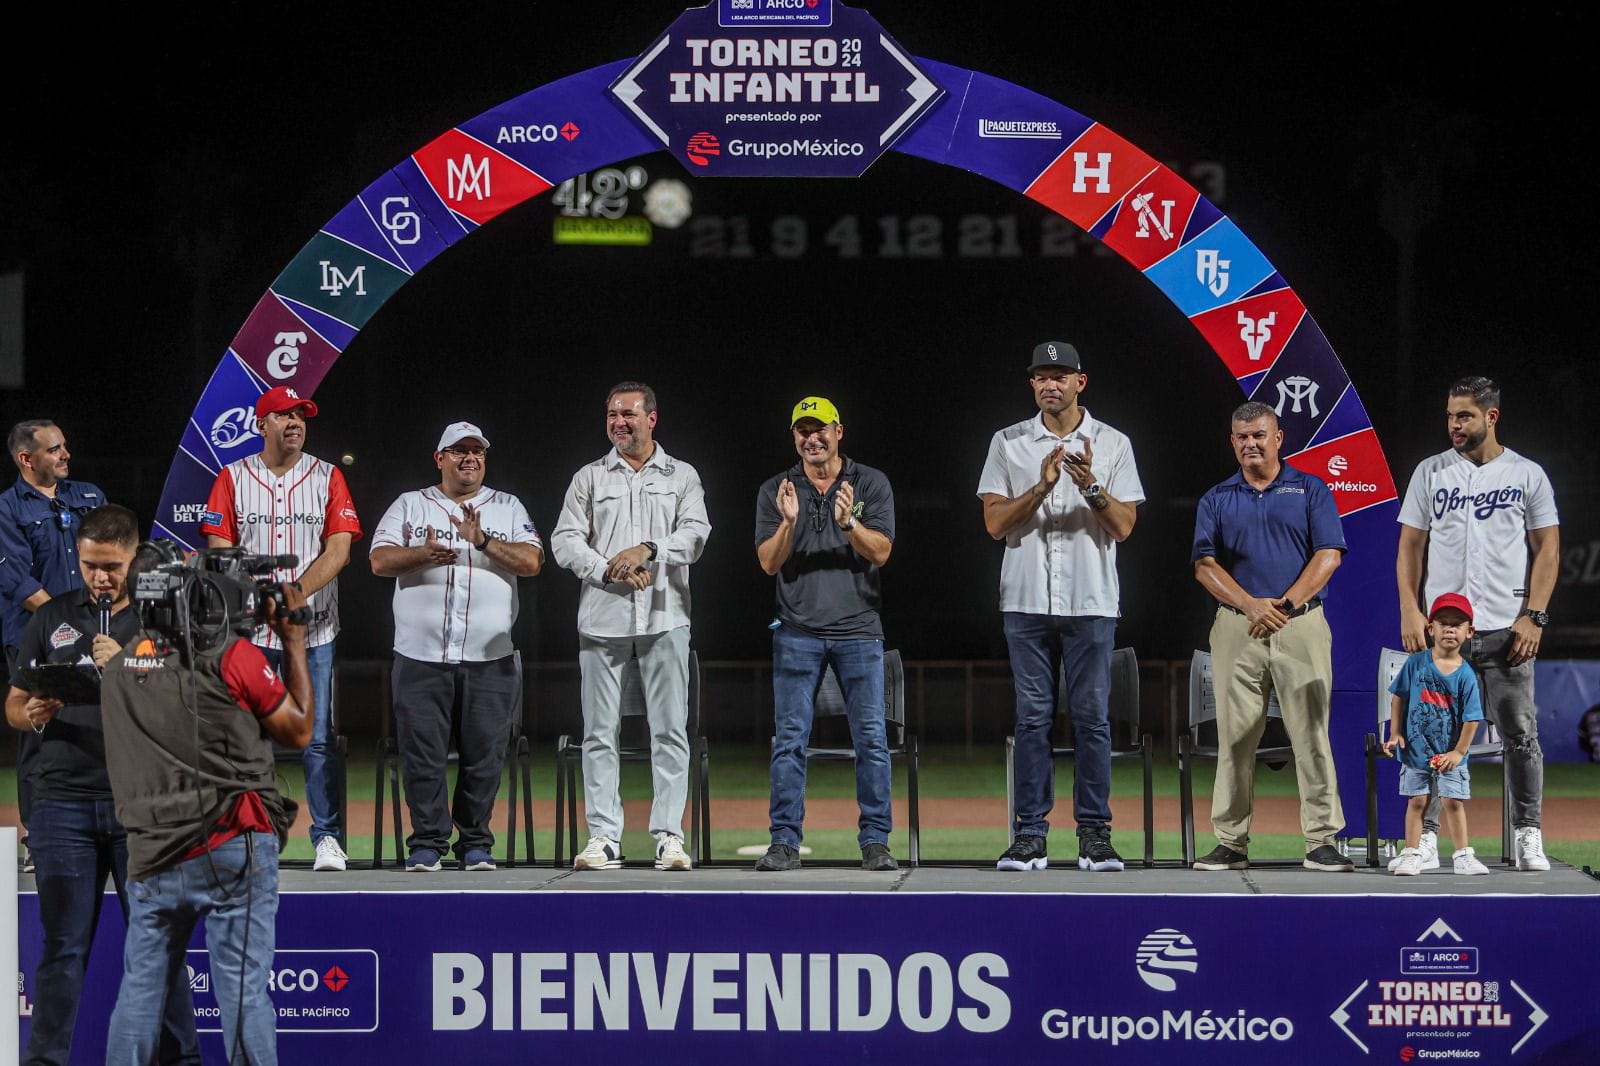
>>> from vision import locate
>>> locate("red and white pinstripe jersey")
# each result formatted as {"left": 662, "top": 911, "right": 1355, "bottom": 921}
{"left": 200, "top": 453, "right": 363, "bottom": 648}
{"left": 371, "top": 485, "right": 541, "bottom": 663}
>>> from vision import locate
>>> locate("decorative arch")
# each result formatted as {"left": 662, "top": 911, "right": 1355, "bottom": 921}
{"left": 155, "top": 56, "right": 1400, "bottom": 830}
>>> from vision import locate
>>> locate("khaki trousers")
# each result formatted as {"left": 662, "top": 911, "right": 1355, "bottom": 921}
{"left": 1208, "top": 605, "right": 1343, "bottom": 851}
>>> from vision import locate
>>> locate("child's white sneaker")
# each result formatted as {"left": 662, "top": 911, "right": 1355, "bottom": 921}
{"left": 1392, "top": 847, "right": 1425, "bottom": 876}
{"left": 1388, "top": 830, "right": 1440, "bottom": 871}
{"left": 1452, "top": 847, "right": 1489, "bottom": 875}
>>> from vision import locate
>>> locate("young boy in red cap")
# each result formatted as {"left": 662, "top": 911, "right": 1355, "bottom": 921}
{"left": 1383, "top": 593, "right": 1489, "bottom": 875}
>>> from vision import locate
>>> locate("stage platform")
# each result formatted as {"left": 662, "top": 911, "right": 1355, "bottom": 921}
{"left": 15, "top": 861, "right": 1600, "bottom": 1065}
{"left": 269, "top": 857, "right": 1600, "bottom": 895}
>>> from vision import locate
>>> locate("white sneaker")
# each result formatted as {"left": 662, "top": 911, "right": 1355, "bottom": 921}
{"left": 574, "top": 836, "right": 622, "bottom": 870}
{"left": 655, "top": 835, "right": 692, "bottom": 871}
{"left": 1453, "top": 847, "right": 1490, "bottom": 875}
{"left": 1392, "top": 847, "right": 1425, "bottom": 876}
{"left": 1515, "top": 826, "right": 1551, "bottom": 872}
{"left": 313, "top": 837, "right": 348, "bottom": 872}
{"left": 1388, "top": 830, "right": 1441, "bottom": 872}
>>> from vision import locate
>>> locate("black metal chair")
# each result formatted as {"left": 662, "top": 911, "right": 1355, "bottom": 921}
{"left": 1363, "top": 646, "right": 1510, "bottom": 868}
{"left": 373, "top": 650, "right": 535, "bottom": 868}
{"left": 553, "top": 649, "right": 709, "bottom": 867}
{"left": 778, "top": 648, "right": 919, "bottom": 865}
{"left": 1003, "top": 646, "right": 1154, "bottom": 865}
{"left": 1178, "top": 648, "right": 1294, "bottom": 864}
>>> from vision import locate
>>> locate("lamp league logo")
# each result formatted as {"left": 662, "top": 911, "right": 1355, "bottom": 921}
{"left": 1331, "top": 918, "right": 1548, "bottom": 1058}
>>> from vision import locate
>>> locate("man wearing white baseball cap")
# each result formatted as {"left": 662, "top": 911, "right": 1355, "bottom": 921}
{"left": 370, "top": 422, "right": 543, "bottom": 872}
{"left": 201, "top": 384, "right": 362, "bottom": 872}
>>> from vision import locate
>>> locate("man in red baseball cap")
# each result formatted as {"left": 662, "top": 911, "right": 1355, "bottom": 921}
{"left": 200, "top": 384, "right": 360, "bottom": 871}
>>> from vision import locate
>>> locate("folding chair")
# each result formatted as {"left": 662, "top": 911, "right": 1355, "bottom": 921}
{"left": 1178, "top": 649, "right": 1294, "bottom": 864}
{"left": 1003, "top": 646, "right": 1154, "bottom": 865}
{"left": 1363, "top": 647, "right": 1511, "bottom": 868}
{"left": 553, "top": 649, "right": 710, "bottom": 867}
{"left": 373, "top": 650, "right": 535, "bottom": 868}
{"left": 780, "top": 648, "right": 920, "bottom": 865}
{"left": 271, "top": 663, "right": 349, "bottom": 862}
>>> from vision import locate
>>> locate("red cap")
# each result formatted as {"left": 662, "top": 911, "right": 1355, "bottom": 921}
{"left": 255, "top": 386, "right": 319, "bottom": 420}
{"left": 1428, "top": 593, "right": 1473, "bottom": 622}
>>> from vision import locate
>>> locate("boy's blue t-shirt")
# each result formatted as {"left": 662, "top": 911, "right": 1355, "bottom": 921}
{"left": 1388, "top": 648, "right": 1486, "bottom": 770}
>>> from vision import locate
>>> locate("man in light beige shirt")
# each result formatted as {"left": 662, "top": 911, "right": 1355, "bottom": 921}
{"left": 551, "top": 381, "right": 711, "bottom": 871}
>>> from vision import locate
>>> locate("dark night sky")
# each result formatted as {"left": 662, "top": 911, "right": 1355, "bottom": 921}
{"left": 3, "top": 3, "right": 1596, "bottom": 663}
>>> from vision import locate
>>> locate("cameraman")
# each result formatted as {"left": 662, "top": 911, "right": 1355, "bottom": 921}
{"left": 5, "top": 505, "right": 197, "bottom": 1066}
{"left": 100, "top": 543, "right": 314, "bottom": 1066}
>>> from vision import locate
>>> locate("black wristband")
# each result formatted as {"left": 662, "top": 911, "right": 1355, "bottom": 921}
{"left": 643, "top": 540, "right": 658, "bottom": 560}
{"left": 477, "top": 534, "right": 490, "bottom": 551}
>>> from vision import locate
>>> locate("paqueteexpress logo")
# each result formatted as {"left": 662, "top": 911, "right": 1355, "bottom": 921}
{"left": 1135, "top": 928, "right": 1198, "bottom": 992}
{"left": 686, "top": 132, "right": 721, "bottom": 166}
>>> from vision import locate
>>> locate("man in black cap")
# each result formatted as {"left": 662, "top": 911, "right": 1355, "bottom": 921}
{"left": 977, "top": 342, "right": 1145, "bottom": 872}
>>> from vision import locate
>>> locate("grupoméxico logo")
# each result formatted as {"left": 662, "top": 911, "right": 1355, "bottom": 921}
{"left": 1136, "top": 928, "right": 1198, "bottom": 992}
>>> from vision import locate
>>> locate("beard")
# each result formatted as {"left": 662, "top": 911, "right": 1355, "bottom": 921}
{"left": 1452, "top": 427, "right": 1487, "bottom": 454}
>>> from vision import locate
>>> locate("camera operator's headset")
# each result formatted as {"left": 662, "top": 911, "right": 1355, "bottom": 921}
{"left": 133, "top": 538, "right": 268, "bottom": 1061}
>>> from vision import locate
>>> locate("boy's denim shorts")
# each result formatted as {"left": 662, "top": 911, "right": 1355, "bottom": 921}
{"left": 1400, "top": 764, "right": 1471, "bottom": 800}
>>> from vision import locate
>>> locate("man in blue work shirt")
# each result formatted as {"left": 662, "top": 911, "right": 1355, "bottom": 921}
{"left": 0, "top": 419, "right": 106, "bottom": 872}
{"left": 1190, "top": 402, "right": 1350, "bottom": 872}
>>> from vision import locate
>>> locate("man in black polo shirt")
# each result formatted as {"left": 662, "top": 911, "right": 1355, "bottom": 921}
{"left": 754, "top": 396, "right": 897, "bottom": 871}
{"left": 5, "top": 505, "right": 197, "bottom": 1066}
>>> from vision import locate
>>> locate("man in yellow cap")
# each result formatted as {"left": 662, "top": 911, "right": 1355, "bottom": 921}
{"left": 754, "top": 397, "right": 897, "bottom": 871}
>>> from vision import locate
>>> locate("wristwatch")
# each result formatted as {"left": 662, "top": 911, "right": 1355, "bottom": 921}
{"left": 1522, "top": 608, "right": 1549, "bottom": 628}
{"left": 839, "top": 517, "right": 857, "bottom": 531}
{"left": 1079, "top": 483, "right": 1103, "bottom": 499}
{"left": 643, "top": 541, "right": 658, "bottom": 560}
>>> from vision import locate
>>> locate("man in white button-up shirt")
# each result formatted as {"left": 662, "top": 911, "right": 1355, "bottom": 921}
{"left": 978, "top": 342, "right": 1144, "bottom": 874}
{"left": 1397, "top": 376, "right": 1559, "bottom": 872}
{"left": 551, "top": 383, "right": 710, "bottom": 872}
{"left": 370, "top": 421, "right": 543, "bottom": 873}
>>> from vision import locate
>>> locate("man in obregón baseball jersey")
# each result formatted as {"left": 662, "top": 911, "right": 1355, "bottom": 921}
{"left": 1397, "top": 376, "right": 1560, "bottom": 872}
{"left": 370, "top": 421, "right": 543, "bottom": 873}
{"left": 200, "top": 384, "right": 361, "bottom": 872}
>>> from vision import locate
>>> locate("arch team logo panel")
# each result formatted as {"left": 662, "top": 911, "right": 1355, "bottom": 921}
{"left": 153, "top": 0, "right": 1401, "bottom": 705}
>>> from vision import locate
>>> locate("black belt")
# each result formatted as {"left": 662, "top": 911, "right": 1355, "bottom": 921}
{"left": 1219, "top": 597, "right": 1322, "bottom": 619}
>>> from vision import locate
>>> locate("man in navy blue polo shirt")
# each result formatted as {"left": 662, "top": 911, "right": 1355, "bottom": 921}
{"left": 0, "top": 419, "right": 106, "bottom": 873}
{"left": 1191, "top": 402, "right": 1350, "bottom": 872}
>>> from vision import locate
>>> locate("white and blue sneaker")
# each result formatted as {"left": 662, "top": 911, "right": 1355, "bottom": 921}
{"left": 575, "top": 836, "right": 622, "bottom": 870}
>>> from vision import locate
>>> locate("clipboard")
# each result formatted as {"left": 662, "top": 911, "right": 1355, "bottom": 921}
{"left": 14, "top": 663, "right": 103, "bottom": 704}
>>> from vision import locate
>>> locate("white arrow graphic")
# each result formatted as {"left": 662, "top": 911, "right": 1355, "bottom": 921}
{"left": 1331, "top": 980, "right": 1370, "bottom": 1053}
{"left": 1418, "top": 918, "right": 1463, "bottom": 942}
{"left": 877, "top": 34, "right": 938, "bottom": 146}
{"left": 1509, "top": 981, "right": 1547, "bottom": 1055}
{"left": 611, "top": 35, "right": 672, "bottom": 146}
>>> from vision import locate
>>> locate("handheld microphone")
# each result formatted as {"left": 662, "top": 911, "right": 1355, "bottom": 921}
{"left": 98, "top": 594, "right": 112, "bottom": 636}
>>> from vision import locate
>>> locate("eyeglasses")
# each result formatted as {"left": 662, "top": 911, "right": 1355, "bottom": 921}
{"left": 443, "top": 446, "right": 486, "bottom": 459}
{"left": 49, "top": 496, "right": 71, "bottom": 530}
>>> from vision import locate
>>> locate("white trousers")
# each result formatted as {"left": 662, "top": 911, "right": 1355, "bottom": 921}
{"left": 578, "top": 626, "right": 691, "bottom": 842}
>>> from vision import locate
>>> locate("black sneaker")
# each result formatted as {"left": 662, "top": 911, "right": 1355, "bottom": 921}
{"left": 754, "top": 843, "right": 801, "bottom": 871}
{"left": 1304, "top": 845, "right": 1354, "bottom": 872}
{"left": 996, "top": 835, "right": 1048, "bottom": 871}
{"left": 861, "top": 843, "right": 898, "bottom": 871}
{"left": 1193, "top": 844, "right": 1249, "bottom": 870}
{"left": 1078, "top": 833, "right": 1125, "bottom": 872}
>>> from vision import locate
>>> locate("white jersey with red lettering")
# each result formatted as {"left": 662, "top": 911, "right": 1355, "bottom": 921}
{"left": 200, "top": 453, "right": 363, "bottom": 648}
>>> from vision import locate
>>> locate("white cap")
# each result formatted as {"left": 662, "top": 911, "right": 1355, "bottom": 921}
{"left": 437, "top": 421, "right": 491, "bottom": 451}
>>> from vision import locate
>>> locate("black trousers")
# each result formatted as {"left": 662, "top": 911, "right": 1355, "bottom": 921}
{"left": 391, "top": 654, "right": 520, "bottom": 858}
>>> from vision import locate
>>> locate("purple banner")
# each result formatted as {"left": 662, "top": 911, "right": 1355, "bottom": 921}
{"left": 16, "top": 891, "right": 1598, "bottom": 1063}
{"left": 608, "top": 3, "right": 944, "bottom": 177}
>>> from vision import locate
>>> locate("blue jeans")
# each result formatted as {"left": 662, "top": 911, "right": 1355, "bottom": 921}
{"left": 1003, "top": 612, "right": 1117, "bottom": 839}
{"left": 108, "top": 833, "right": 281, "bottom": 1066}
{"left": 769, "top": 625, "right": 891, "bottom": 849}
{"left": 26, "top": 800, "right": 198, "bottom": 1066}
{"left": 262, "top": 640, "right": 340, "bottom": 843}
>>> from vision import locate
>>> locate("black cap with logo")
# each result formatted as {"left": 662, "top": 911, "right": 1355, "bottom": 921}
{"left": 1028, "top": 341, "right": 1082, "bottom": 372}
